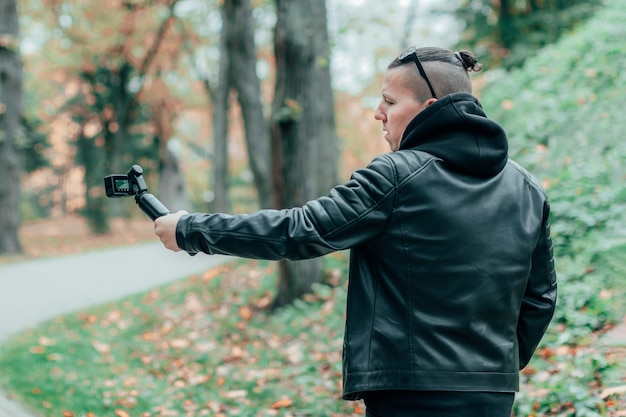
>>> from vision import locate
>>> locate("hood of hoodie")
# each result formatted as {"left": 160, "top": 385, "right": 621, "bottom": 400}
{"left": 399, "top": 92, "right": 508, "bottom": 177}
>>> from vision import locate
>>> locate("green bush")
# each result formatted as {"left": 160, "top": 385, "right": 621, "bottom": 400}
{"left": 481, "top": 0, "right": 626, "bottom": 414}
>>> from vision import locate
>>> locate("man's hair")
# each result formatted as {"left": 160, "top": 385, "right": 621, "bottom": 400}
{"left": 388, "top": 47, "right": 483, "bottom": 101}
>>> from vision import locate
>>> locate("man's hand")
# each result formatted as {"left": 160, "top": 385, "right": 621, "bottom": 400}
{"left": 154, "top": 210, "right": 188, "bottom": 252}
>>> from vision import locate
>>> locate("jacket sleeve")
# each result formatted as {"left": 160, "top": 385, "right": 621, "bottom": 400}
{"left": 175, "top": 156, "right": 398, "bottom": 260}
{"left": 517, "top": 199, "right": 558, "bottom": 369}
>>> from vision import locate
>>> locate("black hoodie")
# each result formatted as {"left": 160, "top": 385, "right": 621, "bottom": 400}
{"left": 401, "top": 92, "right": 509, "bottom": 177}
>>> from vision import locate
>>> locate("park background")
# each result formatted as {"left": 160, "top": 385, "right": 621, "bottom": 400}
{"left": 0, "top": 0, "right": 625, "bottom": 416}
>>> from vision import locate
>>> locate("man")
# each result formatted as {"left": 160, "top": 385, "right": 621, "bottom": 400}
{"left": 155, "top": 46, "right": 557, "bottom": 416}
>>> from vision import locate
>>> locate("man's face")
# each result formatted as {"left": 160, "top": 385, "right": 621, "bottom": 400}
{"left": 374, "top": 66, "right": 433, "bottom": 152}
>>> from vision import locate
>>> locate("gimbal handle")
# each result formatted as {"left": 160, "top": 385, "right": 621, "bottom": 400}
{"left": 136, "top": 192, "right": 170, "bottom": 221}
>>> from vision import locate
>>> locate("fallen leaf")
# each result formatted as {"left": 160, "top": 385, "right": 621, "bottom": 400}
{"left": 92, "top": 340, "right": 111, "bottom": 354}
{"left": 601, "top": 385, "right": 626, "bottom": 398}
{"left": 169, "top": 339, "right": 190, "bottom": 349}
{"left": 123, "top": 377, "right": 137, "bottom": 387}
{"left": 224, "top": 390, "right": 247, "bottom": 399}
{"left": 30, "top": 346, "right": 45, "bottom": 354}
{"left": 270, "top": 397, "right": 293, "bottom": 409}
{"left": 189, "top": 374, "right": 211, "bottom": 386}
{"left": 38, "top": 336, "right": 56, "bottom": 346}
{"left": 239, "top": 306, "right": 252, "bottom": 321}
{"left": 201, "top": 266, "right": 228, "bottom": 282}
{"left": 353, "top": 402, "right": 365, "bottom": 413}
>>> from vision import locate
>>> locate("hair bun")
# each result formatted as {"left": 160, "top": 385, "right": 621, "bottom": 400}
{"left": 454, "top": 50, "right": 483, "bottom": 72}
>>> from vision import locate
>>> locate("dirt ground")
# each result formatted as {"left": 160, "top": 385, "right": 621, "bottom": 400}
{"left": 1, "top": 216, "right": 157, "bottom": 262}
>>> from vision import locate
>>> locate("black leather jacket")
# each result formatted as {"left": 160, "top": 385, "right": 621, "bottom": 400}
{"left": 175, "top": 93, "right": 557, "bottom": 400}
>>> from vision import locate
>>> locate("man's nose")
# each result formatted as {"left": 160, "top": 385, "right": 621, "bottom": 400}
{"left": 374, "top": 104, "right": 385, "bottom": 121}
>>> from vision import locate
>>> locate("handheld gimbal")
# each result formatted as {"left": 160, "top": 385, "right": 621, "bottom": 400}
{"left": 104, "top": 165, "right": 170, "bottom": 220}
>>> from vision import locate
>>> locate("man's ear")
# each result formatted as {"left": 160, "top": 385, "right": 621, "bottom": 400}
{"left": 426, "top": 98, "right": 438, "bottom": 106}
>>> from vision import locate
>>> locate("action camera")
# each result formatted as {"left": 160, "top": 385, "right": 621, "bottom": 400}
{"left": 104, "top": 165, "right": 170, "bottom": 220}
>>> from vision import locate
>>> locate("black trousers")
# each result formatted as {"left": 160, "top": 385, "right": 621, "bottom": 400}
{"left": 363, "top": 390, "right": 515, "bottom": 417}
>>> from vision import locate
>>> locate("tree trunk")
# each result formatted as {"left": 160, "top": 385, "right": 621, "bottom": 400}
{"left": 79, "top": 63, "right": 133, "bottom": 233}
{"left": 109, "top": 62, "right": 134, "bottom": 175}
{"left": 226, "top": 0, "right": 273, "bottom": 209}
{"left": 498, "top": 0, "right": 515, "bottom": 49}
{"left": 206, "top": 0, "right": 273, "bottom": 213}
{"left": 211, "top": 5, "right": 231, "bottom": 214}
{"left": 271, "top": 0, "right": 339, "bottom": 309}
{"left": 400, "top": 0, "right": 420, "bottom": 49}
{"left": 76, "top": 119, "right": 109, "bottom": 234}
{"left": 0, "top": 0, "right": 24, "bottom": 254}
{"left": 105, "top": 63, "right": 134, "bottom": 221}
{"left": 159, "top": 147, "right": 189, "bottom": 211}
{"left": 306, "top": 2, "right": 339, "bottom": 197}
{"left": 153, "top": 93, "right": 189, "bottom": 211}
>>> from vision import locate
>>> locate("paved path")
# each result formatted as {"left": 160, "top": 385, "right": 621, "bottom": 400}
{"left": 0, "top": 243, "right": 229, "bottom": 417}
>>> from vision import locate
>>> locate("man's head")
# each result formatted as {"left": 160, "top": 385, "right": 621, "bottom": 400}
{"left": 375, "top": 46, "right": 482, "bottom": 151}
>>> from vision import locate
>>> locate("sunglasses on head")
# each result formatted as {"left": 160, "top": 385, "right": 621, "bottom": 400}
{"left": 398, "top": 46, "right": 437, "bottom": 99}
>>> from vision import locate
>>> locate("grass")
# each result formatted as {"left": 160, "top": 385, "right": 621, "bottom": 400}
{"left": 0, "top": 219, "right": 625, "bottom": 416}
{"left": 0, "top": 255, "right": 364, "bottom": 417}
